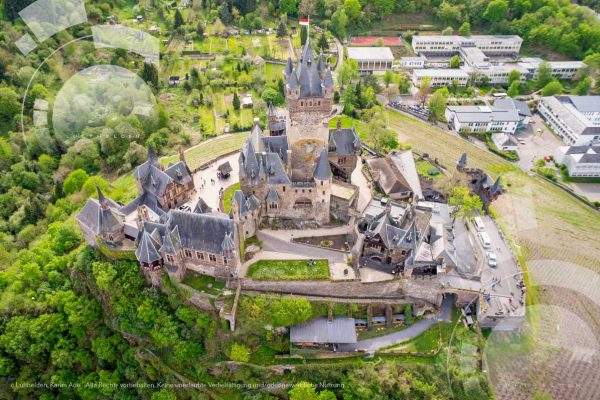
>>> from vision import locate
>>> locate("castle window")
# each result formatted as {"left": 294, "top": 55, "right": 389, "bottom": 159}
{"left": 283, "top": 186, "right": 286, "bottom": 192}
{"left": 196, "top": 251, "right": 204, "bottom": 260}
{"left": 108, "top": 235, "right": 114, "bottom": 241}
{"left": 224, "top": 258, "right": 228, "bottom": 265}
{"left": 209, "top": 254, "right": 217, "bottom": 262}
{"left": 309, "top": 189, "right": 311, "bottom": 193}
{"left": 321, "top": 181, "right": 323, "bottom": 186}
{"left": 301, "top": 101, "right": 304, "bottom": 106}
{"left": 302, "top": 189, "right": 305, "bottom": 193}
{"left": 184, "top": 249, "right": 192, "bottom": 258}
{"left": 166, "top": 255, "right": 174, "bottom": 263}
{"left": 323, "top": 191, "right": 325, "bottom": 195}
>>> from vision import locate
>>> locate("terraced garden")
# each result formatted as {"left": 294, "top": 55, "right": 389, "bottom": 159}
{"left": 247, "top": 259, "right": 330, "bottom": 280}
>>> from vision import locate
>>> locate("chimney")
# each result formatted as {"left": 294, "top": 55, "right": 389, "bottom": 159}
{"left": 178, "top": 146, "right": 185, "bottom": 163}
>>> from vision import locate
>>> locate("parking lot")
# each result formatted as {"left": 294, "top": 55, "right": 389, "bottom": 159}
{"left": 474, "top": 215, "right": 525, "bottom": 318}
{"left": 513, "top": 113, "right": 564, "bottom": 171}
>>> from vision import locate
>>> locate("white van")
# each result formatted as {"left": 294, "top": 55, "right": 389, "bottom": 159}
{"left": 473, "top": 216, "right": 485, "bottom": 231}
{"left": 478, "top": 232, "right": 492, "bottom": 249}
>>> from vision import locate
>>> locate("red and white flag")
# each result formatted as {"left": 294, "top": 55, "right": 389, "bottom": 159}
{"left": 299, "top": 18, "right": 309, "bottom": 26}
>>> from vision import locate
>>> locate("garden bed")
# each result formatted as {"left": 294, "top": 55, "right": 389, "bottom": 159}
{"left": 247, "top": 259, "right": 330, "bottom": 280}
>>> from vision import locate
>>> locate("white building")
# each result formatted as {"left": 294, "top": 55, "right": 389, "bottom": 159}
{"left": 412, "top": 68, "right": 469, "bottom": 87}
{"left": 538, "top": 96, "right": 600, "bottom": 146}
{"left": 554, "top": 145, "right": 600, "bottom": 177}
{"left": 494, "top": 98, "right": 531, "bottom": 128}
{"left": 445, "top": 105, "right": 520, "bottom": 134}
{"left": 412, "top": 35, "right": 522, "bottom": 57}
{"left": 346, "top": 47, "right": 394, "bottom": 75}
{"left": 518, "top": 58, "right": 586, "bottom": 81}
{"left": 400, "top": 56, "right": 426, "bottom": 69}
{"left": 492, "top": 132, "right": 519, "bottom": 151}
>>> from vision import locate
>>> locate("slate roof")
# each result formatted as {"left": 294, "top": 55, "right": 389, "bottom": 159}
{"left": 133, "top": 147, "right": 193, "bottom": 201}
{"left": 366, "top": 150, "right": 423, "bottom": 199}
{"left": 314, "top": 147, "right": 332, "bottom": 180}
{"left": 193, "top": 197, "right": 212, "bottom": 214}
{"left": 233, "top": 190, "right": 261, "bottom": 217}
{"left": 288, "top": 40, "right": 326, "bottom": 98}
{"left": 120, "top": 191, "right": 167, "bottom": 218}
{"left": 266, "top": 187, "right": 280, "bottom": 202}
{"left": 329, "top": 127, "right": 360, "bottom": 155}
{"left": 365, "top": 209, "right": 418, "bottom": 250}
{"left": 284, "top": 57, "right": 293, "bottom": 76}
{"left": 261, "top": 135, "right": 289, "bottom": 164}
{"left": 290, "top": 317, "right": 357, "bottom": 344}
{"left": 457, "top": 152, "right": 468, "bottom": 169}
{"left": 136, "top": 231, "right": 161, "bottom": 263}
{"left": 167, "top": 210, "right": 236, "bottom": 255}
{"left": 218, "top": 161, "right": 232, "bottom": 174}
{"left": 76, "top": 188, "right": 123, "bottom": 234}
{"left": 258, "top": 152, "right": 292, "bottom": 185}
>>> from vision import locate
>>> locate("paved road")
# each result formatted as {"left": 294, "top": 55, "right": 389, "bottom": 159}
{"left": 337, "top": 294, "right": 453, "bottom": 352}
{"left": 257, "top": 230, "right": 348, "bottom": 263}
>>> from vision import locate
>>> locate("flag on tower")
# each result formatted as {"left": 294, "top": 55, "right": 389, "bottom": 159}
{"left": 299, "top": 18, "right": 309, "bottom": 26}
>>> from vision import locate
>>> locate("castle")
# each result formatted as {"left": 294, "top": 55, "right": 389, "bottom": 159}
{"left": 238, "top": 40, "right": 360, "bottom": 226}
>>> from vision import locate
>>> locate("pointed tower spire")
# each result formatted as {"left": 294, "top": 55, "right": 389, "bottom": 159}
{"left": 284, "top": 57, "right": 293, "bottom": 78}
{"left": 97, "top": 185, "right": 109, "bottom": 209}
{"left": 457, "top": 152, "right": 467, "bottom": 169}
{"left": 314, "top": 146, "right": 332, "bottom": 181}
{"left": 148, "top": 145, "right": 157, "bottom": 164}
{"left": 317, "top": 53, "right": 324, "bottom": 74}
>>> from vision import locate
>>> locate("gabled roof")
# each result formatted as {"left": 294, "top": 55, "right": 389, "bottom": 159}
{"left": 314, "top": 147, "right": 332, "bottom": 181}
{"left": 329, "top": 126, "right": 360, "bottom": 155}
{"left": 136, "top": 231, "right": 161, "bottom": 263}
{"left": 266, "top": 187, "right": 280, "bottom": 202}
{"left": 261, "top": 135, "right": 289, "bottom": 164}
{"left": 166, "top": 210, "right": 236, "bottom": 255}
{"left": 221, "top": 232, "right": 236, "bottom": 252}
{"left": 290, "top": 317, "right": 357, "bottom": 344}
{"left": 233, "top": 190, "right": 261, "bottom": 217}
{"left": 193, "top": 197, "right": 212, "bottom": 214}
{"left": 76, "top": 188, "right": 123, "bottom": 235}
{"left": 366, "top": 150, "right": 423, "bottom": 199}
{"left": 457, "top": 152, "right": 468, "bottom": 169}
{"left": 494, "top": 98, "right": 531, "bottom": 117}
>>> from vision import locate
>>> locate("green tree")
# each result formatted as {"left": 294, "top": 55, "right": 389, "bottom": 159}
{"left": 152, "top": 388, "right": 178, "bottom": 400}
{"left": 574, "top": 76, "right": 593, "bottom": 95}
{"left": 330, "top": 9, "right": 348, "bottom": 38}
{"left": 48, "top": 221, "right": 81, "bottom": 254}
{"left": 63, "top": 169, "right": 90, "bottom": 195}
{"left": 437, "top": 2, "right": 462, "bottom": 25}
{"left": 484, "top": 0, "right": 508, "bottom": 22}
{"left": 232, "top": 91, "right": 241, "bottom": 110}
{"left": 428, "top": 89, "right": 449, "bottom": 122}
{"left": 229, "top": 343, "right": 249, "bottom": 362}
{"left": 0, "top": 87, "right": 20, "bottom": 123}
{"left": 507, "top": 80, "right": 520, "bottom": 97}
{"left": 442, "top": 26, "right": 454, "bottom": 36}
{"left": 196, "top": 21, "right": 204, "bottom": 38}
{"left": 276, "top": 21, "right": 287, "bottom": 39}
{"left": 535, "top": 61, "right": 553, "bottom": 89}
{"left": 317, "top": 33, "right": 329, "bottom": 51}
{"left": 279, "top": 0, "right": 297, "bottom": 15}
{"left": 383, "top": 70, "right": 394, "bottom": 87}
{"left": 339, "top": 59, "right": 359, "bottom": 89}
{"left": 508, "top": 70, "right": 521, "bottom": 86}
{"left": 448, "top": 186, "right": 483, "bottom": 221}
{"left": 449, "top": 55, "right": 460, "bottom": 68}
{"left": 218, "top": 3, "right": 232, "bottom": 24}
{"left": 290, "top": 381, "right": 317, "bottom": 400}
{"left": 38, "top": 154, "right": 58, "bottom": 173}
{"left": 416, "top": 77, "right": 432, "bottom": 106}
{"left": 140, "top": 61, "right": 159, "bottom": 90}
{"left": 541, "top": 80, "right": 563, "bottom": 96}
{"left": 344, "top": 0, "right": 362, "bottom": 20}
{"left": 173, "top": 9, "right": 184, "bottom": 29}
{"left": 458, "top": 21, "right": 471, "bottom": 36}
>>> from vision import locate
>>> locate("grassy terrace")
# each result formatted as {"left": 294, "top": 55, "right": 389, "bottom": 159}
{"left": 161, "top": 133, "right": 247, "bottom": 170}
{"left": 384, "top": 108, "right": 600, "bottom": 277}
{"left": 182, "top": 273, "right": 225, "bottom": 295}
{"left": 222, "top": 182, "right": 240, "bottom": 212}
{"left": 247, "top": 259, "right": 330, "bottom": 280}
{"left": 415, "top": 159, "right": 442, "bottom": 179}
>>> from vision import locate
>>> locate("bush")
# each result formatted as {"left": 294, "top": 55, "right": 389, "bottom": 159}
{"left": 229, "top": 343, "right": 250, "bottom": 362}
{"left": 63, "top": 169, "right": 90, "bottom": 195}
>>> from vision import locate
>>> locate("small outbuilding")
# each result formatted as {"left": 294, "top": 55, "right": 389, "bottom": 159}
{"left": 217, "top": 161, "right": 232, "bottom": 178}
{"left": 290, "top": 317, "right": 357, "bottom": 347}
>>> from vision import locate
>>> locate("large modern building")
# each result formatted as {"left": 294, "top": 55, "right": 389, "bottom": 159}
{"left": 554, "top": 145, "right": 600, "bottom": 177}
{"left": 412, "top": 68, "right": 469, "bottom": 87}
{"left": 412, "top": 35, "right": 522, "bottom": 57}
{"left": 538, "top": 96, "right": 600, "bottom": 146}
{"left": 445, "top": 105, "right": 520, "bottom": 134}
{"left": 346, "top": 47, "right": 394, "bottom": 75}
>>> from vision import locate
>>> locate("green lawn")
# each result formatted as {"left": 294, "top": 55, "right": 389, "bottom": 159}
{"left": 247, "top": 259, "right": 330, "bottom": 280}
{"left": 182, "top": 273, "right": 225, "bottom": 295}
{"left": 415, "top": 159, "right": 442, "bottom": 179}
{"left": 265, "top": 62, "right": 284, "bottom": 82}
{"left": 222, "top": 182, "right": 240, "bottom": 212}
{"left": 161, "top": 134, "right": 247, "bottom": 170}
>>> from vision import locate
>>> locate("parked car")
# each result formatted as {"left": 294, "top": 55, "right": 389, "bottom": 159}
{"left": 487, "top": 252, "right": 497, "bottom": 267}
{"left": 473, "top": 216, "right": 485, "bottom": 231}
{"left": 478, "top": 232, "right": 492, "bottom": 249}
{"left": 178, "top": 203, "right": 191, "bottom": 212}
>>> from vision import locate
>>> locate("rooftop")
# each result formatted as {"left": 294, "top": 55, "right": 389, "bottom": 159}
{"left": 290, "top": 317, "right": 357, "bottom": 344}
{"left": 346, "top": 47, "right": 394, "bottom": 61}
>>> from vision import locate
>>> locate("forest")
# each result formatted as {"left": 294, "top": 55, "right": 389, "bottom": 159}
{"left": 1, "top": 0, "right": 599, "bottom": 398}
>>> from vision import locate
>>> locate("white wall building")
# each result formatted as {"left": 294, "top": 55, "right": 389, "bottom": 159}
{"left": 412, "top": 35, "right": 522, "bottom": 56}
{"left": 412, "top": 68, "right": 469, "bottom": 87}
{"left": 445, "top": 105, "right": 520, "bottom": 134}
{"left": 518, "top": 58, "right": 586, "bottom": 81}
{"left": 538, "top": 96, "right": 600, "bottom": 146}
{"left": 554, "top": 145, "right": 600, "bottom": 177}
{"left": 400, "top": 56, "right": 426, "bottom": 69}
{"left": 347, "top": 47, "right": 394, "bottom": 75}
{"left": 492, "top": 132, "right": 519, "bottom": 151}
